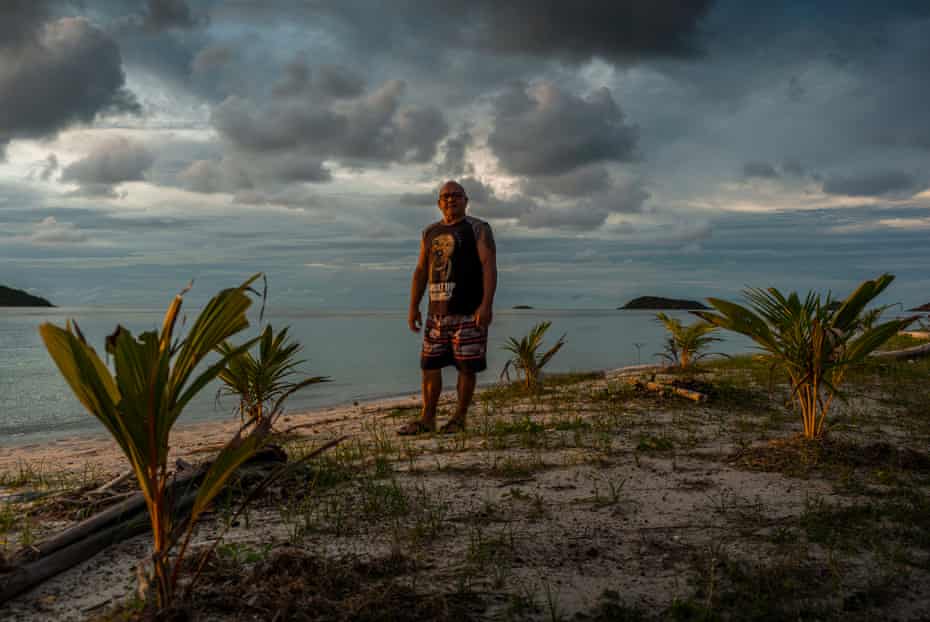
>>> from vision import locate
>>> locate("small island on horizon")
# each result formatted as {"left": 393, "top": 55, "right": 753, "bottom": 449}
{"left": 619, "top": 296, "right": 709, "bottom": 310}
{"left": 512, "top": 305, "right": 534, "bottom": 309}
{"left": 0, "top": 285, "right": 55, "bottom": 307}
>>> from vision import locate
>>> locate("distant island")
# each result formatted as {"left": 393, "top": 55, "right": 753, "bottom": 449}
{"left": 909, "top": 303, "right": 930, "bottom": 312}
{"left": 619, "top": 296, "right": 708, "bottom": 310}
{"left": 512, "top": 305, "right": 534, "bottom": 309}
{"left": 0, "top": 285, "right": 55, "bottom": 307}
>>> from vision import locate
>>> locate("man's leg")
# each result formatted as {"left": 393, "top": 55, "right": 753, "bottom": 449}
{"left": 421, "top": 368, "right": 443, "bottom": 425}
{"left": 453, "top": 370, "right": 476, "bottom": 423}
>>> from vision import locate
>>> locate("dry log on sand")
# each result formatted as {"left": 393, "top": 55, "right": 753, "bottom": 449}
{"left": 630, "top": 378, "right": 708, "bottom": 402}
{"left": 0, "top": 450, "right": 290, "bottom": 606}
{"left": 871, "top": 342, "right": 930, "bottom": 361}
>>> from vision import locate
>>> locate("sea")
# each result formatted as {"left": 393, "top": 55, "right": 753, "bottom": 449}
{"left": 0, "top": 307, "right": 756, "bottom": 447}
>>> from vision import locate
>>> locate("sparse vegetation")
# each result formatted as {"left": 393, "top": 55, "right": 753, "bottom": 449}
{"left": 4, "top": 290, "right": 930, "bottom": 621}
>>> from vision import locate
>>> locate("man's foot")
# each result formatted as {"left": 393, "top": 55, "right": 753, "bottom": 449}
{"left": 397, "top": 419, "right": 436, "bottom": 436}
{"left": 439, "top": 417, "right": 466, "bottom": 434}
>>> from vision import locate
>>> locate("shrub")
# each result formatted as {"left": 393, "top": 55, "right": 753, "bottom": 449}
{"left": 217, "top": 324, "right": 329, "bottom": 425}
{"left": 693, "top": 274, "right": 916, "bottom": 439}
{"left": 654, "top": 312, "right": 723, "bottom": 369}
{"left": 500, "top": 321, "right": 566, "bottom": 391}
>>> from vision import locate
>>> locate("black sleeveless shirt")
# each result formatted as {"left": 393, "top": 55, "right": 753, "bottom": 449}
{"left": 422, "top": 216, "right": 487, "bottom": 316}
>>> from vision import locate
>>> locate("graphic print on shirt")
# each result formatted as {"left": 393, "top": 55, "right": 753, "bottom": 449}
{"left": 429, "top": 233, "right": 455, "bottom": 301}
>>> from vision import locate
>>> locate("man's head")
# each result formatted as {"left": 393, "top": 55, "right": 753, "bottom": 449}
{"left": 437, "top": 180, "right": 468, "bottom": 224}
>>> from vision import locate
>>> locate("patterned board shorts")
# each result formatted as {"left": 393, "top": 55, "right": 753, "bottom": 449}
{"left": 420, "top": 314, "right": 488, "bottom": 372}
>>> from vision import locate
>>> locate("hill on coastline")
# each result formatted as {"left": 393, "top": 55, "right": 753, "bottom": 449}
{"left": 909, "top": 302, "right": 930, "bottom": 312}
{"left": 0, "top": 285, "right": 54, "bottom": 307}
{"left": 619, "top": 296, "right": 708, "bottom": 310}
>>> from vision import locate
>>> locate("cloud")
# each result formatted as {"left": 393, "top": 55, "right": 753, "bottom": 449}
{"left": 142, "top": 0, "right": 197, "bottom": 32}
{"left": 742, "top": 161, "right": 779, "bottom": 179}
{"left": 524, "top": 165, "right": 612, "bottom": 198}
{"left": 822, "top": 170, "right": 919, "bottom": 197}
{"left": 267, "top": 0, "right": 713, "bottom": 64}
{"left": 60, "top": 137, "right": 155, "bottom": 196}
{"left": 28, "top": 153, "right": 60, "bottom": 182}
{"left": 518, "top": 205, "right": 611, "bottom": 230}
{"left": 29, "top": 216, "right": 88, "bottom": 245}
{"left": 0, "top": 15, "right": 139, "bottom": 155}
{"left": 191, "top": 45, "right": 233, "bottom": 73}
{"left": 451, "top": 0, "right": 714, "bottom": 62}
{"left": 197, "top": 74, "right": 448, "bottom": 192}
{"left": 436, "top": 126, "right": 474, "bottom": 177}
{"left": 488, "top": 82, "right": 638, "bottom": 177}
{"left": 0, "top": 0, "right": 47, "bottom": 51}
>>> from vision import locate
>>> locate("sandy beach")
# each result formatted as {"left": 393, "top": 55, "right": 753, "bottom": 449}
{"left": 2, "top": 360, "right": 930, "bottom": 620}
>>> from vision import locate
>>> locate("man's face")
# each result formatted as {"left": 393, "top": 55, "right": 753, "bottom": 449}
{"left": 437, "top": 183, "right": 468, "bottom": 223}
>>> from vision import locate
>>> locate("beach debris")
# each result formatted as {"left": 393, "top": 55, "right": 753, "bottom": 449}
{"left": 629, "top": 378, "right": 708, "bottom": 403}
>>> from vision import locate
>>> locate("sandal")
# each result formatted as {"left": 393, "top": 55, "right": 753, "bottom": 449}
{"left": 439, "top": 418, "right": 466, "bottom": 434}
{"left": 397, "top": 419, "right": 435, "bottom": 436}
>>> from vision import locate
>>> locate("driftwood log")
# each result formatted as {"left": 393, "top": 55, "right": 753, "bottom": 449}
{"left": 0, "top": 451, "right": 287, "bottom": 606}
{"left": 871, "top": 342, "right": 930, "bottom": 361}
{"left": 630, "top": 378, "right": 708, "bottom": 402}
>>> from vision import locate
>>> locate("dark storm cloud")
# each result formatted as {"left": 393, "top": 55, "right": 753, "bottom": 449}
{"left": 211, "top": 80, "right": 446, "bottom": 161}
{"left": 447, "top": 0, "right": 714, "bottom": 62}
{"left": 185, "top": 73, "right": 448, "bottom": 193}
{"left": 0, "top": 0, "right": 48, "bottom": 50}
{"left": 822, "top": 170, "right": 919, "bottom": 197}
{"left": 742, "top": 161, "right": 780, "bottom": 179}
{"left": 488, "top": 82, "right": 638, "bottom": 177}
{"left": 142, "top": 0, "right": 196, "bottom": 32}
{"left": 0, "top": 12, "right": 139, "bottom": 155}
{"left": 225, "top": 0, "right": 713, "bottom": 63}
{"left": 60, "top": 137, "right": 155, "bottom": 196}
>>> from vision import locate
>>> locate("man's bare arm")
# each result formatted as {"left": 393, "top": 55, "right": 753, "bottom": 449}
{"left": 409, "top": 239, "right": 429, "bottom": 332}
{"left": 475, "top": 223, "right": 497, "bottom": 329}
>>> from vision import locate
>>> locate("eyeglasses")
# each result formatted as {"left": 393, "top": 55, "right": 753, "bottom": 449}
{"left": 439, "top": 192, "right": 466, "bottom": 201}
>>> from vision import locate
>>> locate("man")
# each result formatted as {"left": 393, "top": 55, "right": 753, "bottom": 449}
{"left": 399, "top": 180, "right": 497, "bottom": 435}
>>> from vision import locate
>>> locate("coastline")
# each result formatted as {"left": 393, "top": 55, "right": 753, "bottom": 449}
{"left": 0, "top": 365, "right": 663, "bottom": 477}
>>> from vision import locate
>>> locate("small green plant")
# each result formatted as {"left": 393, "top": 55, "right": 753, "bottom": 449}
{"left": 39, "top": 275, "right": 271, "bottom": 610}
{"left": 654, "top": 312, "right": 723, "bottom": 369}
{"left": 217, "top": 324, "right": 328, "bottom": 425}
{"left": 500, "top": 321, "right": 566, "bottom": 391}
{"left": 694, "top": 274, "right": 916, "bottom": 439}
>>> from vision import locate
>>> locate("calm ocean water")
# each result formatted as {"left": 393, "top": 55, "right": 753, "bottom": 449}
{"left": 0, "top": 307, "right": 754, "bottom": 446}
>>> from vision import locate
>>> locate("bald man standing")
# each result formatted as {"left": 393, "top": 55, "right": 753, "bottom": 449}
{"left": 399, "top": 180, "right": 497, "bottom": 435}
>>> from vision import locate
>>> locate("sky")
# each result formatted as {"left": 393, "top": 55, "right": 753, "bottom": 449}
{"left": 1, "top": 0, "right": 929, "bottom": 310}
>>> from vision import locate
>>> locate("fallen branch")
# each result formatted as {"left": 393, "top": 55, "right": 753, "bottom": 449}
{"left": 9, "top": 466, "right": 205, "bottom": 567}
{"left": 630, "top": 378, "right": 708, "bottom": 402}
{"left": 88, "top": 470, "right": 133, "bottom": 496}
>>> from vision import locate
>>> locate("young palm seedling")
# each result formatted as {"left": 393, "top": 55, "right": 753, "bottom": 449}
{"left": 655, "top": 312, "right": 724, "bottom": 369}
{"left": 500, "top": 321, "right": 566, "bottom": 392}
{"left": 693, "top": 273, "right": 916, "bottom": 440}
{"left": 216, "top": 324, "right": 329, "bottom": 426}
{"left": 39, "top": 275, "right": 272, "bottom": 609}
